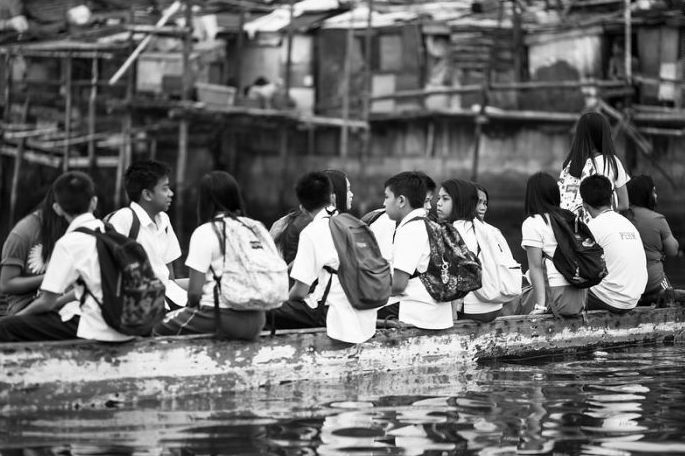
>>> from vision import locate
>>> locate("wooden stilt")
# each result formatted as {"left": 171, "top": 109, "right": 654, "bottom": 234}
{"left": 175, "top": 0, "right": 193, "bottom": 239}
{"left": 8, "top": 99, "right": 30, "bottom": 226}
{"left": 339, "top": 7, "right": 355, "bottom": 157}
{"left": 284, "top": 0, "right": 295, "bottom": 103}
{"left": 361, "top": 0, "right": 374, "bottom": 158}
{"left": 62, "top": 54, "right": 73, "bottom": 173}
{"left": 0, "top": 52, "right": 12, "bottom": 222}
{"left": 88, "top": 56, "right": 99, "bottom": 172}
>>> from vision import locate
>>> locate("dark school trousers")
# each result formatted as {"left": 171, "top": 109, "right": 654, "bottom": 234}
{"left": 266, "top": 298, "right": 327, "bottom": 330}
{"left": 153, "top": 306, "right": 266, "bottom": 340}
{"left": 0, "top": 312, "right": 79, "bottom": 342}
{"left": 586, "top": 291, "right": 632, "bottom": 314}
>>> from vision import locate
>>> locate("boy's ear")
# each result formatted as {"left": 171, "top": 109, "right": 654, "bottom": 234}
{"left": 141, "top": 188, "right": 152, "bottom": 202}
{"left": 52, "top": 202, "right": 66, "bottom": 217}
{"left": 398, "top": 195, "right": 407, "bottom": 208}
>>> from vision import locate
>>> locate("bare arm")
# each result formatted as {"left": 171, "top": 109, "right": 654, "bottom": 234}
{"left": 289, "top": 279, "right": 311, "bottom": 301}
{"left": 615, "top": 184, "right": 629, "bottom": 212}
{"left": 391, "top": 270, "right": 410, "bottom": 296}
{"left": 16, "top": 291, "right": 61, "bottom": 316}
{"left": 187, "top": 268, "right": 205, "bottom": 308}
{"left": 663, "top": 234, "right": 679, "bottom": 257}
{"left": 525, "top": 247, "right": 547, "bottom": 309}
{"left": 0, "top": 265, "right": 44, "bottom": 295}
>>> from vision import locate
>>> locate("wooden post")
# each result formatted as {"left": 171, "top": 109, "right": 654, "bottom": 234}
{"left": 284, "top": 0, "right": 295, "bottom": 102}
{"left": 512, "top": 0, "right": 523, "bottom": 83}
{"left": 624, "top": 0, "right": 632, "bottom": 83}
{"left": 361, "top": 0, "right": 374, "bottom": 158}
{"left": 175, "top": 0, "right": 193, "bottom": 239}
{"left": 1, "top": 52, "right": 12, "bottom": 216}
{"left": 339, "top": 8, "right": 355, "bottom": 157}
{"left": 62, "top": 54, "right": 73, "bottom": 172}
{"left": 88, "top": 56, "right": 99, "bottom": 171}
{"left": 233, "top": 6, "right": 245, "bottom": 102}
{"left": 9, "top": 98, "right": 30, "bottom": 226}
{"left": 115, "top": 41, "right": 135, "bottom": 209}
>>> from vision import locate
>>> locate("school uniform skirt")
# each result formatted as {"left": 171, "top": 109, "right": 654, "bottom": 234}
{"left": 153, "top": 306, "right": 265, "bottom": 340}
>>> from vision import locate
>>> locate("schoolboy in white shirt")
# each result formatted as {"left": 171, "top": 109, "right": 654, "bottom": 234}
{"left": 384, "top": 171, "right": 453, "bottom": 330}
{"left": 367, "top": 172, "right": 436, "bottom": 262}
{"left": 0, "top": 171, "right": 132, "bottom": 342}
{"left": 108, "top": 160, "right": 185, "bottom": 307}
{"left": 288, "top": 172, "right": 377, "bottom": 344}
{"left": 580, "top": 175, "right": 647, "bottom": 313}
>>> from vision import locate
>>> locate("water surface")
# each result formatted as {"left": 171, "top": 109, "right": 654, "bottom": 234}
{"left": 2, "top": 343, "right": 685, "bottom": 455}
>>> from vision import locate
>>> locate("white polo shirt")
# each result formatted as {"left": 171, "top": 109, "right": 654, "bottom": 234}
{"left": 290, "top": 209, "right": 377, "bottom": 344}
{"left": 369, "top": 211, "right": 396, "bottom": 262}
{"left": 40, "top": 213, "right": 132, "bottom": 342}
{"left": 392, "top": 208, "right": 453, "bottom": 330}
{"left": 521, "top": 214, "right": 569, "bottom": 287}
{"left": 454, "top": 219, "right": 504, "bottom": 314}
{"left": 108, "top": 202, "right": 181, "bottom": 284}
{"left": 588, "top": 210, "right": 647, "bottom": 309}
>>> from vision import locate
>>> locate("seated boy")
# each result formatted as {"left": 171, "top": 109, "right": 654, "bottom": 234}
{"left": 0, "top": 171, "right": 132, "bottom": 342}
{"left": 384, "top": 171, "right": 453, "bottom": 329}
{"left": 107, "top": 160, "right": 185, "bottom": 307}
{"left": 286, "top": 171, "right": 377, "bottom": 343}
{"left": 580, "top": 175, "right": 647, "bottom": 313}
{"left": 364, "top": 172, "right": 436, "bottom": 262}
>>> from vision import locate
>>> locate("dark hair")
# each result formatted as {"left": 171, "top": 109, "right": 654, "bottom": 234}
{"left": 627, "top": 175, "right": 656, "bottom": 210}
{"left": 124, "top": 160, "right": 171, "bottom": 203}
{"left": 563, "top": 111, "right": 618, "bottom": 179}
{"left": 52, "top": 171, "right": 96, "bottom": 216}
{"left": 295, "top": 171, "right": 333, "bottom": 212}
{"left": 475, "top": 183, "right": 489, "bottom": 207}
{"left": 579, "top": 174, "right": 613, "bottom": 209}
{"left": 197, "top": 171, "right": 246, "bottom": 223}
{"left": 417, "top": 172, "right": 436, "bottom": 193}
{"left": 440, "top": 179, "right": 478, "bottom": 222}
{"left": 321, "top": 169, "right": 349, "bottom": 213}
{"left": 525, "top": 172, "right": 561, "bottom": 216}
{"left": 39, "top": 187, "right": 69, "bottom": 263}
{"left": 384, "top": 172, "right": 426, "bottom": 209}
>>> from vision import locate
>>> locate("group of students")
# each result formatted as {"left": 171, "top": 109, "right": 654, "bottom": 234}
{"left": 0, "top": 111, "right": 680, "bottom": 345}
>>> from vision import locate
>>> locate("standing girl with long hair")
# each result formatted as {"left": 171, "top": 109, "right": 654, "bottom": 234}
{"left": 558, "top": 111, "right": 630, "bottom": 218}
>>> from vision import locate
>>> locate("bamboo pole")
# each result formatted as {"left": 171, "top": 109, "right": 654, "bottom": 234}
{"left": 115, "top": 22, "right": 135, "bottom": 209}
{"left": 361, "top": 0, "right": 374, "bottom": 158}
{"left": 0, "top": 52, "right": 12, "bottom": 217}
{"left": 62, "top": 54, "right": 72, "bottom": 172}
{"left": 88, "top": 57, "right": 99, "bottom": 171}
{"left": 8, "top": 98, "right": 30, "bottom": 226}
{"left": 624, "top": 0, "right": 632, "bottom": 83}
{"left": 175, "top": 0, "right": 193, "bottom": 239}
{"left": 283, "top": 0, "right": 295, "bottom": 103}
{"left": 339, "top": 7, "right": 355, "bottom": 157}
{"left": 233, "top": 6, "right": 245, "bottom": 102}
{"left": 108, "top": 1, "right": 182, "bottom": 85}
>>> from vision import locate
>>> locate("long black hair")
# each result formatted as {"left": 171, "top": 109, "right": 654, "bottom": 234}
{"left": 321, "top": 169, "right": 350, "bottom": 213}
{"left": 563, "top": 111, "right": 618, "bottom": 179}
{"left": 39, "top": 188, "right": 69, "bottom": 264}
{"left": 440, "top": 178, "right": 478, "bottom": 222}
{"left": 627, "top": 175, "right": 656, "bottom": 210}
{"left": 525, "top": 172, "right": 561, "bottom": 217}
{"left": 197, "top": 171, "right": 246, "bottom": 223}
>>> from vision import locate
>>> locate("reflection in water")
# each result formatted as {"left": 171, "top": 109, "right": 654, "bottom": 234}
{"left": 2, "top": 345, "right": 685, "bottom": 456}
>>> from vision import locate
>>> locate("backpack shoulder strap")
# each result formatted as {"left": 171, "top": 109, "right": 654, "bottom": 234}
{"left": 128, "top": 207, "right": 141, "bottom": 240}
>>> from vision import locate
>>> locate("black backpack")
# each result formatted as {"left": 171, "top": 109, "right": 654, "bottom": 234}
{"left": 75, "top": 224, "right": 166, "bottom": 336}
{"left": 544, "top": 209, "right": 608, "bottom": 288}
{"left": 360, "top": 208, "right": 386, "bottom": 226}
{"left": 408, "top": 217, "right": 482, "bottom": 302}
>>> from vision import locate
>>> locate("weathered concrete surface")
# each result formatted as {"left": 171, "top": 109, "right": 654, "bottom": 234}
{"left": 1, "top": 307, "right": 684, "bottom": 413}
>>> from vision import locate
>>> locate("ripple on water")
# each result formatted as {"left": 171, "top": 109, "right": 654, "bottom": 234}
{"left": 2, "top": 345, "right": 685, "bottom": 456}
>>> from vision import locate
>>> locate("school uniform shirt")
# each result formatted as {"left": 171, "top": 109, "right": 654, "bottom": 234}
{"left": 587, "top": 210, "right": 647, "bottom": 310}
{"left": 290, "top": 209, "right": 377, "bottom": 344}
{"left": 521, "top": 214, "right": 570, "bottom": 287}
{"left": 40, "top": 213, "right": 132, "bottom": 342}
{"left": 392, "top": 208, "right": 453, "bottom": 330}
{"left": 108, "top": 202, "right": 182, "bottom": 288}
{"left": 369, "top": 211, "right": 396, "bottom": 262}
{"left": 454, "top": 219, "right": 504, "bottom": 314}
{"left": 559, "top": 155, "right": 630, "bottom": 215}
